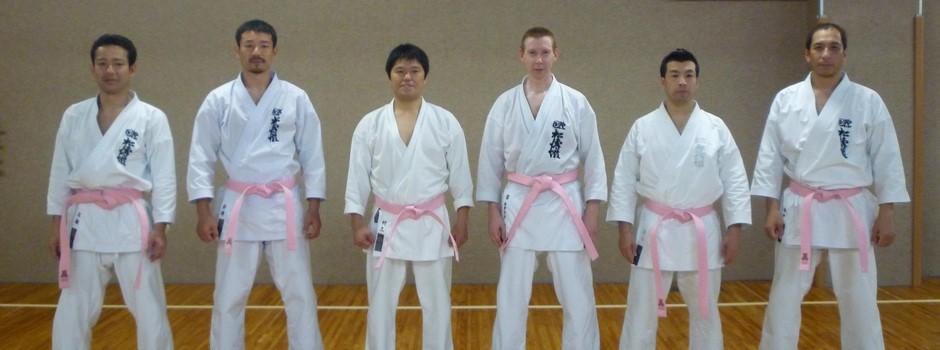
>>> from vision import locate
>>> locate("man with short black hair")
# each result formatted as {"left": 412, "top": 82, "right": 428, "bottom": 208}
{"left": 187, "top": 19, "right": 326, "bottom": 349}
{"left": 753, "top": 23, "right": 909, "bottom": 350}
{"left": 607, "top": 48, "right": 751, "bottom": 349}
{"left": 345, "top": 43, "right": 473, "bottom": 350}
{"left": 48, "top": 33, "right": 176, "bottom": 350}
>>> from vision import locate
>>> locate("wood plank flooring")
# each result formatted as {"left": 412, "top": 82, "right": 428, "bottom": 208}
{"left": 2, "top": 280, "right": 939, "bottom": 349}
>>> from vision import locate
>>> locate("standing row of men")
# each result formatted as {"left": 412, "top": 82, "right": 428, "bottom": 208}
{"left": 46, "top": 19, "right": 908, "bottom": 350}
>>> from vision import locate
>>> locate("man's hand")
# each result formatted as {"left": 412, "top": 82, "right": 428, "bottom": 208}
{"left": 871, "top": 204, "right": 896, "bottom": 247}
{"left": 304, "top": 199, "right": 322, "bottom": 240}
{"left": 350, "top": 214, "right": 374, "bottom": 249}
{"left": 618, "top": 222, "right": 637, "bottom": 263}
{"left": 722, "top": 224, "right": 742, "bottom": 265}
{"left": 450, "top": 207, "right": 470, "bottom": 248}
{"left": 764, "top": 198, "right": 784, "bottom": 241}
{"left": 583, "top": 200, "right": 601, "bottom": 240}
{"left": 195, "top": 199, "right": 218, "bottom": 242}
{"left": 148, "top": 223, "right": 168, "bottom": 261}
{"left": 487, "top": 203, "right": 505, "bottom": 248}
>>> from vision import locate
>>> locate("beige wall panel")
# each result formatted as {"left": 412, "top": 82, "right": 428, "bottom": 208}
{"left": 2, "top": 1, "right": 916, "bottom": 285}
{"left": 923, "top": 1, "right": 940, "bottom": 278}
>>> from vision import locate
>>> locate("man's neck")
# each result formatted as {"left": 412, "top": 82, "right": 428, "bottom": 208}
{"left": 393, "top": 97, "right": 421, "bottom": 146}
{"left": 241, "top": 71, "right": 273, "bottom": 103}
{"left": 810, "top": 71, "right": 844, "bottom": 114}
{"left": 810, "top": 71, "right": 844, "bottom": 95}
{"left": 664, "top": 99, "right": 695, "bottom": 133}
{"left": 394, "top": 97, "right": 422, "bottom": 115}
{"left": 524, "top": 74, "right": 553, "bottom": 94}
{"left": 96, "top": 91, "right": 131, "bottom": 134}
{"left": 98, "top": 91, "right": 131, "bottom": 112}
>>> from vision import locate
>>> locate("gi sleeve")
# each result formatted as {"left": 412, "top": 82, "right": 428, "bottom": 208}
{"left": 750, "top": 96, "right": 787, "bottom": 199}
{"left": 717, "top": 122, "right": 752, "bottom": 227}
{"left": 344, "top": 116, "right": 373, "bottom": 215}
{"left": 295, "top": 92, "right": 327, "bottom": 200}
{"left": 476, "top": 98, "right": 507, "bottom": 203}
{"left": 445, "top": 116, "right": 474, "bottom": 209}
{"left": 577, "top": 97, "right": 607, "bottom": 202}
{"left": 606, "top": 122, "right": 640, "bottom": 224}
{"left": 867, "top": 95, "right": 910, "bottom": 204}
{"left": 47, "top": 108, "right": 75, "bottom": 215}
{"left": 186, "top": 95, "right": 222, "bottom": 202}
{"left": 146, "top": 110, "right": 177, "bottom": 224}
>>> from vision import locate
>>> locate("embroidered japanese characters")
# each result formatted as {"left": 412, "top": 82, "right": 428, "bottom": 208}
{"left": 548, "top": 120, "right": 565, "bottom": 159}
{"left": 268, "top": 108, "right": 282, "bottom": 142}
{"left": 117, "top": 129, "right": 139, "bottom": 165}
{"left": 838, "top": 118, "right": 852, "bottom": 159}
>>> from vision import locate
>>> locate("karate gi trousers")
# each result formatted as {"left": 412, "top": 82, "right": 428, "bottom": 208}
{"left": 364, "top": 249, "right": 454, "bottom": 350}
{"left": 211, "top": 239, "right": 323, "bottom": 350}
{"left": 620, "top": 266, "right": 722, "bottom": 350}
{"left": 492, "top": 247, "right": 599, "bottom": 350}
{"left": 759, "top": 244, "right": 883, "bottom": 350}
{"left": 52, "top": 250, "right": 173, "bottom": 350}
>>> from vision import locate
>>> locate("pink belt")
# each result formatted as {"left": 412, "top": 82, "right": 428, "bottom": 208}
{"left": 644, "top": 200, "right": 713, "bottom": 318}
{"left": 58, "top": 188, "right": 148, "bottom": 289}
{"left": 788, "top": 181, "right": 868, "bottom": 273}
{"left": 503, "top": 170, "right": 598, "bottom": 260}
{"left": 224, "top": 178, "right": 298, "bottom": 254}
{"left": 372, "top": 194, "right": 453, "bottom": 269}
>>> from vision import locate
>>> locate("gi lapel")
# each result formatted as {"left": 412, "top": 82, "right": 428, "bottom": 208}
{"left": 652, "top": 103, "right": 694, "bottom": 196}
{"left": 518, "top": 77, "right": 562, "bottom": 174}
{"left": 230, "top": 73, "right": 284, "bottom": 166}
{"left": 517, "top": 77, "right": 537, "bottom": 134}
{"left": 794, "top": 74, "right": 851, "bottom": 177}
{"left": 389, "top": 99, "right": 428, "bottom": 196}
{"left": 77, "top": 93, "right": 144, "bottom": 178}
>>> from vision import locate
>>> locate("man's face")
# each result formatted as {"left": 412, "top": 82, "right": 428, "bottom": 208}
{"left": 661, "top": 60, "right": 698, "bottom": 104}
{"left": 389, "top": 58, "right": 426, "bottom": 102}
{"left": 519, "top": 36, "right": 558, "bottom": 79}
{"left": 805, "top": 28, "right": 846, "bottom": 79}
{"left": 236, "top": 31, "right": 277, "bottom": 74}
{"left": 91, "top": 45, "right": 136, "bottom": 95}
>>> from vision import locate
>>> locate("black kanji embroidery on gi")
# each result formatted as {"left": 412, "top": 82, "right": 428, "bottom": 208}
{"left": 117, "top": 129, "right": 139, "bottom": 165}
{"left": 548, "top": 121, "right": 566, "bottom": 159}
{"left": 268, "top": 108, "right": 282, "bottom": 142}
{"left": 838, "top": 118, "right": 852, "bottom": 159}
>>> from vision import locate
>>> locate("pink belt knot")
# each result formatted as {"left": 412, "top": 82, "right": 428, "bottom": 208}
{"left": 504, "top": 170, "right": 598, "bottom": 260}
{"left": 58, "top": 188, "right": 148, "bottom": 289}
{"left": 224, "top": 178, "right": 298, "bottom": 254}
{"left": 788, "top": 181, "right": 868, "bottom": 273}
{"left": 372, "top": 194, "right": 451, "bottom": 269}
{"left": 644, "top": 200, "right": 714, "bottom": 318}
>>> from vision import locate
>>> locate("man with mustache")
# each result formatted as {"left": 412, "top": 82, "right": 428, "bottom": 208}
{"left": 187, "top": 19, "right": 326, "bottom": 349}
{"left": 752, "top": 23, "right": 909, "bottom": 350}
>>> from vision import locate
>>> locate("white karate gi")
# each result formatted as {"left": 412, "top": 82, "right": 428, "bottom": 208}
{"left": 752, "top": 74, "right": 909, "bottom": 350}
{"left": 345, "top": 99, "right": 473, "bottom": 350}
{"left": 607, "top": 102, "right": 751, "bottom": 349}
{"left": 47, "top": 92, "right": 176, "bottom": 350}
{"left": 477, "top": 76, "right": 607, "bottom": 350}
{"left": 188, "top": 73, "right": 325, "bottom": 350}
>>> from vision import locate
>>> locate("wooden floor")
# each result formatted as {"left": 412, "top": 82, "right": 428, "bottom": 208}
{"left": 2, "top": 280, "right": 939, "bottom": 349}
